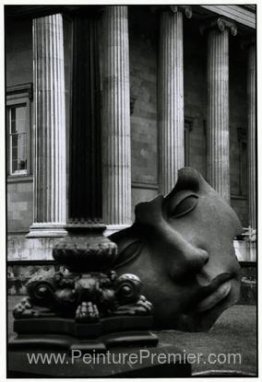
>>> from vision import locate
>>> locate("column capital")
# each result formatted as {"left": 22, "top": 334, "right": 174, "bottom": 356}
{"left": 201, "top": 17, "right": 237, "bottom": 37}
{"left": 151, "top": 5, "right": 192, "bottom": 19}
{"left": 169, "top": 5, "right": 192, "bottom": 19}
{"left": 99, "top": 4, "right": 128, "bottom": 14}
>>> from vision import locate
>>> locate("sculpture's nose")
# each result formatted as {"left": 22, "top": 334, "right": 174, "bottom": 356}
{"left": 181, "top": 246, "right": 209, "bottom": 274}
{"left": 168, "top": 237, "right": 209, "bottom": 280}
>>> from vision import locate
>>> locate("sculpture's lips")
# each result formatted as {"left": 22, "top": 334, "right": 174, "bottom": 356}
{"left": 195, "top": 280, "right": 232, "bottom": 312}
{"left": 193, "top": 272, "right": 233, "bottom": 312}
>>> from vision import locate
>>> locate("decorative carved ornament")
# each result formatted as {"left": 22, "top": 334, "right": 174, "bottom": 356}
{"left": 13, "top": 270, "right": 152, "bottom": 322}
{"left": 200, "top": 17, "right": 238, "bottom": 36}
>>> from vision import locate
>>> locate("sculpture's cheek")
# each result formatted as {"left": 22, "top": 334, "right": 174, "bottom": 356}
{"left": 122, "top": 261, "right": 193, "bottom": 325}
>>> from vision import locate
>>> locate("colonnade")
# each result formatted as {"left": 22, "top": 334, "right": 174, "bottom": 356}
{"left": 28, "top": 6, "right": 256, "bottom": 242}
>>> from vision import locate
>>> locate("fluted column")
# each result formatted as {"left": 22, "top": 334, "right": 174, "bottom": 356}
{"left": 101, "top": 6, "right": 131, "bottom": 231}
{"left": 28, "top": 14, "right": 67, "bottom": 237}
{"left": 206, "top": 18, "right": 237, "bottom": 203}
{"left": 158, "top": 7, "right": 191, "bottom": 195}
{"left": 247, "top": 43, "right": 256, "bottom": 230}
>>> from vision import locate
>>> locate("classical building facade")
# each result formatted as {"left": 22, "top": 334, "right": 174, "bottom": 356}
{"left": 6, "top": 5, "right": 256, "bottom": 287}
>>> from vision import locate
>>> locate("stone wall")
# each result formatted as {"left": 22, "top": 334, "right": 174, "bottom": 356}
{"left": 8, "top": 233, "right": 67, "bottom": 261}
{"left": 6, "top": 17, "right": 32, "bottom": 86}
{"left": 7, "top": 180, "right": 33, "bottom": 232}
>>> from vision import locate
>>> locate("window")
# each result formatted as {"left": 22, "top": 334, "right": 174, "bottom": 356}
{"left": 8, "top": 104, "right": 27, "bottom": 175}
{"left": 6, "top": 84, "right": 32, "bottom": 176}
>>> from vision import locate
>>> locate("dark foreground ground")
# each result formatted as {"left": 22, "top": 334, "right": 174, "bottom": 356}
{"left": 8, "top": 296, "right": 257, "bottom": 377}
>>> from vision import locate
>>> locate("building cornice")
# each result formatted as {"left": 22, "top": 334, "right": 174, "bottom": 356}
{"left": 200, "top": 5, "right": 256, "bottom": 29}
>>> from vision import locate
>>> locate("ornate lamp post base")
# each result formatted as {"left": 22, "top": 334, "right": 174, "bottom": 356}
{"left": 10, "top": 225, "right": 157, "bottom": 352}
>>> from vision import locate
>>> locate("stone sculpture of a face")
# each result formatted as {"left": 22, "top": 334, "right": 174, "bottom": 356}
{"left": 110, "top": 167, "right": 242, "bottom": 331}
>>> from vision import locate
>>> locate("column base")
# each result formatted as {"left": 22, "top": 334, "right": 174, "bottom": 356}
{"left": 26, "top": 223, "right": 68, "bottom": 238}
{"left": 104, "top": 224, "right": 132, "bottom": 237}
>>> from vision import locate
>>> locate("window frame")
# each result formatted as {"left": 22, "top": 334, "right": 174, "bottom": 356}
{"left": 6, "top": 83, "right": 33, "bottom": 178}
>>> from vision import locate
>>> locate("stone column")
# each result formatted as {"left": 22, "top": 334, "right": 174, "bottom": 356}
{"left": 28, "top": 14, "right": 67, "bottom": 237}
{"left": 101, "top": 6, "right": 131, "bottom": 233}
{"left": 206, "top": 18, "right": 237, "bottom": 203}
{"left": 247, "top": 43, "right": 256, "bottom": 230}
{"left": 158, "top": 6, "right": 192, "bottom": 195}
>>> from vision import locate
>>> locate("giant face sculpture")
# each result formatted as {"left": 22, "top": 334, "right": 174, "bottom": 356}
{"left": 110, "top": 167, "right": 242, "bottom": 332}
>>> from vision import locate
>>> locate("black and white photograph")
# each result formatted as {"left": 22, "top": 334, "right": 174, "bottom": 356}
{"left": 5, "top": 1, "right": 258, "bottom": 378}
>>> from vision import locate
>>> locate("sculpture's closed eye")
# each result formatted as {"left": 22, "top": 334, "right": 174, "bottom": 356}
{"left": 170, "top": 194, "right": 198, "bottom": 218}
